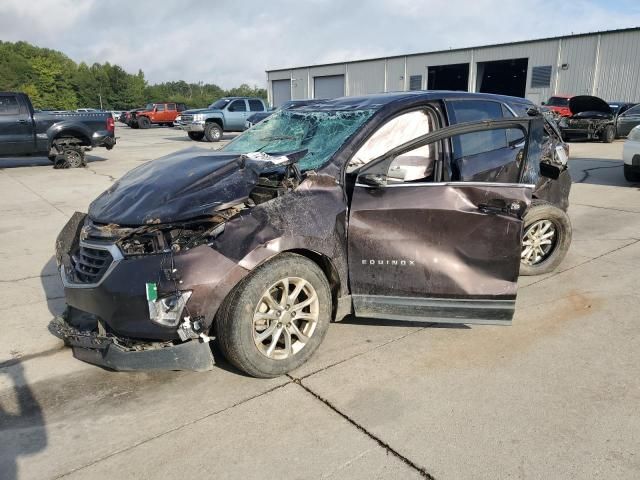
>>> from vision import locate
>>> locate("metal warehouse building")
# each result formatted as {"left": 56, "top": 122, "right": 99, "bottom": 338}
{"left": 266, "top": 27, "right": 640, "bottom": 107}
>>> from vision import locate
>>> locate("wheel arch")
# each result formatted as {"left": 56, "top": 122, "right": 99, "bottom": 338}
{"left": 205, "top": 117, "right": 224, "bottom": 129}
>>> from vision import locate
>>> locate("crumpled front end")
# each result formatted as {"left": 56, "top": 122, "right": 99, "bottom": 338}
{"left": 53, "top": 211, "right": 249, "bottom": 371}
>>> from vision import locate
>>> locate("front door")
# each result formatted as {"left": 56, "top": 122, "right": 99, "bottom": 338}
{"left": 347, "top": 118, "right": 539, "bottom": 325}
{"left": 226, "top": 100, "right": 249, "bottom": 130}
{"left": 617, "top": 104, "right": 640, "bottom": 137}
{"left": 0, "top": 94, "right": 33, "bottom": 155}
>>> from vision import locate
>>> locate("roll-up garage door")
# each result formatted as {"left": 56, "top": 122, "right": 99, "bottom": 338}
{"left": 314, "top": 75, "right": 345, "bottom": 99}
{"left": 272, "top": 79, "right": 292, "bottom": 107}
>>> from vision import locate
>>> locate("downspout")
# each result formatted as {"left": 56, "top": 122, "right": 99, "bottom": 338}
{"left": 384, "top": 58, "right": 388, "bottom": 92}
{"left": 345, "top": 63, "right": 349, "bottom": 96}
{"left": 468, "top": 49, "right": 475, "bottom": 92}
{"left": 553, "top": 38, "right": 562, "bottom": 95}
{"left": 403, "top": 56, "right": 408, "bottom": 90}
{"left": 592, "top": 34, "right": 602, "bottom": 96}
{"left": 307, "top": 67, "right": 311, "bottom": 99}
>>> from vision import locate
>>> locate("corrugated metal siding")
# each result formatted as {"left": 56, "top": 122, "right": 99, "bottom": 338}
{"left": 348, "top": 60, "right": 386, "bottom": 95}
{"left": 386, "top": 58, "right": 405, "bottom": 92}
{"left": 556, "top": 36, "right": 598, "bottom": 95}
{"left": 594, "top": 30, "right": 640, "bottom": 102}
{"left": 291, "top": 68, "right": 310, "bottom": 100}
{"left": 308, "top": 64, "right": 346, "bottom": 78}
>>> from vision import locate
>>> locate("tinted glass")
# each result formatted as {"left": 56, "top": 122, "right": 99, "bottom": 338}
{"left": 449, "top": 100, "right": 506, "bottom": 159}
{"left": 167, "top": 103, "right": 176, "bottom": 111}
{"left": 248, "top": 100, "right": 264, "bottom": 112}
{"left": 546, "top": 97, "right": 569, "bottom": 107}
{"left": 623, "top": 105, "right": 640, "bottom": 116}
{"left": 229, "top": 100, "right": 247, "bottom": 112}
{"left": 156, "top": 104, "right": 165, "bottom": 112}
{"left": 0, "top": 96, "right": 20, "bottom": 115}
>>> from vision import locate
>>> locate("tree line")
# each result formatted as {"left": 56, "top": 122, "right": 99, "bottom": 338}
{"left": 0, "top": 41, "right": 267, "bottom": 110}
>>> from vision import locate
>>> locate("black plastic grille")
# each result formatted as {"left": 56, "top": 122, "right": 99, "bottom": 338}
{"left": 71, "top": 245, "right": 114, "bottom": 284}
{"left": 180, "top": 114, "right": 193, "bottom": 122}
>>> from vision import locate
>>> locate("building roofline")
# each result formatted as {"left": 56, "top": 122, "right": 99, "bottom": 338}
{"left": 266, "top": 26, "right": 640, "bottom": 73}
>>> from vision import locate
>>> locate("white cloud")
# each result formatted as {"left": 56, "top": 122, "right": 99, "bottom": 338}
{"left": 1, "top": 0, "right": 639, "bottom": 88}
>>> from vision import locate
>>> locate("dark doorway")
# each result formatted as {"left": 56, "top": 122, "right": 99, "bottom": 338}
{"left": 476, "top": 58, "right": 528, "bottom": 98}
{"left": 427, "top": 63, "right": 469, "bottom": 91}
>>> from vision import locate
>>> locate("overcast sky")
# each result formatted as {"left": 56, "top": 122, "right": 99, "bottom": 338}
{"left": 2, "top": 0, "right": 639, "bottom": 88}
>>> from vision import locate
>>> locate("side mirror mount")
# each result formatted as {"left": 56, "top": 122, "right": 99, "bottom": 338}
{"left": 358, "top": 173, "right": 387, "bottom": 188}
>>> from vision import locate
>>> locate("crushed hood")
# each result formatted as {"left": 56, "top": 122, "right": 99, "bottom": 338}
{"left": 569, "top": 95, "right": 612, "bottom": 115}
{"left": 88, "top": 148, "right": 290, "bottom": 226}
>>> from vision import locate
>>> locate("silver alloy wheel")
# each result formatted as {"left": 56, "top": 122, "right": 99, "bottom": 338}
{"left": 252, "top": 277, "right": 319, "bottom": 360}
{"left": 521, "top": 219, "right": 557, "bottom": 266}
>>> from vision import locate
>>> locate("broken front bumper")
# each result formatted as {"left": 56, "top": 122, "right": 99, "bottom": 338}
{"left": 49, "top": 313, "right": 215, "bottom": 371}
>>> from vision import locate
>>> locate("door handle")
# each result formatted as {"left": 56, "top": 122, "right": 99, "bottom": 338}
{"left": 17, "top": 119, "right": 29, "bottom": 124}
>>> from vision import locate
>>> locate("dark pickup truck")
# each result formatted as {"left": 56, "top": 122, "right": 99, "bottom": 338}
{"left": 0, "top": 92, "right": 116, "bottom": 167}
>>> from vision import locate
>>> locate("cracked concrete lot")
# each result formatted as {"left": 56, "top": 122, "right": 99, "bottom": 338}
{"left": 1, "top": 125, "right": 639, "bottom": 480}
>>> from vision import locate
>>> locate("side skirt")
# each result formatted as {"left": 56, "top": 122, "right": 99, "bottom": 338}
{"left": 352, "top": 295, "right": 514, "bottom": 325}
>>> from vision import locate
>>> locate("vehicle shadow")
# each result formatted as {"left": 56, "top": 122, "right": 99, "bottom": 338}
{"left": 0, "top": 155, "right": 107, "bottom": 169}
{"left": 340, "top": 315, "right": 471, "bottom": 329}
{"left": 568, "top": 158, "right": 638, "bottom": 187}
{"left": 0, "top": 362, "right": 47, "bottom": 480}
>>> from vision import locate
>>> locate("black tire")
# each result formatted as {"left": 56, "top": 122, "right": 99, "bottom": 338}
{"left": 138, "top": 116, "right": 151, "bottom": 129}
{"left": 129, "top": 121, "right": 139, "bottom": 129}
{"left": 602, "top": 125, "right": 615, "bottom": 143}
{"left": 216, "top": 253, "right": 332, "bottom": 378}
{"left": 188, "top": 131, "right": 205, "bottom": 141}
{"left": 624, "top": 164, "right": 640, "bottom": 182}
{"left": 204, "top": 122, "right": 223, "bottom": 142}
{"left": 520, "top": 201, "right": 572, "bottom": 276}
{"left": 48, "top": 154, "right": 57, "bottom": 162}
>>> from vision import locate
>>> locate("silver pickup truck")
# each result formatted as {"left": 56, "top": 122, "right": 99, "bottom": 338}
{"left": 0, "top": 92, "right": 116, "bottom": 167}
{"left": 176, "top": 97, "right": 268, "bottom": 142}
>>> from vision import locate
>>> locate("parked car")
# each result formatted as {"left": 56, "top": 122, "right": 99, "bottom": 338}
{"left": 613, "top": 103, "right": 640, "bottom": 138}
{"left": 623, "top": 125, "right": 640, "bottom": 182}
{"left": 244, "top": 100, "right": 329, "bottom": 130}
{"left": 177, "top": 97, "right": 268, "bottom": 141}
{"left": 542, "top": 95, "right": 573, "bottom": 117}
{"left": 0, "top": 92, "right": 115, "bottom": 167}
{"left": 51, "top": 91, "right": 570, "bottom": 377}
{"left": 130, "top": 102, "right": 187, "bottom": 129}
{"left": 557, "top": 95, "right": 618, "bottom": 142}
{"left": 76, "top": 108, "right": 101, "bottom": 113}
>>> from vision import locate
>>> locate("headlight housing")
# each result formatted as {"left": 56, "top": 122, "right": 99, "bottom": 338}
{"left": 193, "top": 113, "right": 204, "bottom": 121}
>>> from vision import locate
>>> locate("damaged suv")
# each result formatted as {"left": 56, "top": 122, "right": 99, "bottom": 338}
{"left": 52, "top": 92, "right": 571, "bottom": 378}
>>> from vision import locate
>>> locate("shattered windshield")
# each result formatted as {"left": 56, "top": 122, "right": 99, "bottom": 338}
{"left": 221, "top": 108, "right": 375, "bottom": 171}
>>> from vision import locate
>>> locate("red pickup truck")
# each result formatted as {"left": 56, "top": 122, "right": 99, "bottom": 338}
{"left": 130, "top": 102, "right": 187, "bottom": 129}
{"left": 543, "top": 95, "right": 573, "bottom": 117}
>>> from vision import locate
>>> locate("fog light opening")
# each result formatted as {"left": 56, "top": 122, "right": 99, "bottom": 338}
{"left": 147, "top": 290, "right": 192, "bottom": 327}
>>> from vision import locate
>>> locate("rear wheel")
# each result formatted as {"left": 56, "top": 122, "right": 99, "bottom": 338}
{"left": 138, "top": 116, "right": 151, "bottom": 129}
{"left": 520, "top": 201, "right": 572, "bottom": 276}
{"left": 216, "top": 253, "right": 331, "bottom": 378}
{"left": 204, "top": 122, "right": 223, "bottom": 142}
{"left": 188, "top": 131, "right": 205, "bottom": 141}
{"left": 602, "top": 125, "right": 615, "bottom": 143}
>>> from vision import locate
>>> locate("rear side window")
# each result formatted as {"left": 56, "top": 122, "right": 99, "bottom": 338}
{"left": 167, "top": 103, "right": 176, "bottom": 111}
{"left": 156, "top": 104, "right": 165, "bottom": 112}
{"left": 228, "top": 100, "right": 247, "bottom": 112}
{"left": 0, "top": 96, "right": 20, "bottom": 115}
{"left": 249, "top": 100, "right": 264, "bottom": 112}
{"left": 448, "top": 100, "right": 506, "bottom": 159}
{"left": 623, "top": 105, "right": 640, "bottom": 116}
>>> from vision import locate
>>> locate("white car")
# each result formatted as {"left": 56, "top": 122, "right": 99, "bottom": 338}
{"left": 623, "top": 125, "right": 640, "bottom": 182}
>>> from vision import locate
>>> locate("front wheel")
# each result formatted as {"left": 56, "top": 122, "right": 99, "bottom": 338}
{"left": 204, "top": 122, "right": 223, "bottom": 142}
{"left": 216, "top": 253, "right": 331, "bottom": 378}
{"left": 624, "top": 164, "right": 640, "bottom": 182}
{"left": 520, "top": 201, "right": 572, "bottom": 276}
{"left": 188, "top": 131, "right": 205, "bottom": 141}
{"left": 602, "top": 125, "right": 615, "bottom": 143}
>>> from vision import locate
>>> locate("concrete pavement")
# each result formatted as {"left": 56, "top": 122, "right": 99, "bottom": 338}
{"left": 0, "top": 126, "right": 638, "bottom": 479}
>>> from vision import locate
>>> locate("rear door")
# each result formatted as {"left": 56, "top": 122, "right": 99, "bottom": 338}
{"left": 226, "top": 100, "right": 249, "bottom": 130}
{"left": 0, "top": 94, "right": 34, "bottom": 155}
{"left": 348, "top": 117, "right": 540, "bottom": 325}
{"left": 166, "top": 103, "right": 177, "bottom": 121}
